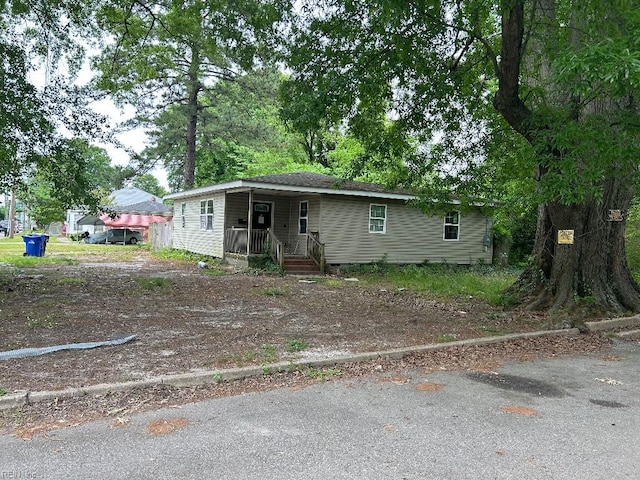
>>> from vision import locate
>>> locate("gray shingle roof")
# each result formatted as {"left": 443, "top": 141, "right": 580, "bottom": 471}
{"left": 114, "top": 200, "right": 172, "bottom": 215}
{"left": 242, "top": 172, "right": 411, "bottom": 195}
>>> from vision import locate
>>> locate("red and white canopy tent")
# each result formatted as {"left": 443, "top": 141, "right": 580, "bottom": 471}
{"left": 98, "top": 213, "right": 168, "bottom": 228}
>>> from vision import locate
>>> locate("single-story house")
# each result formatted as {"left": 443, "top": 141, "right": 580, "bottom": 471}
{"left": 164, "top": 172, "right": 493, "bottom": 273}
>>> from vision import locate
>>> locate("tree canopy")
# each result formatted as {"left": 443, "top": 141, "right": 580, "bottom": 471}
{"left": 93, "top": 0, "right": 293, "bottom": 188}
{"left": 283, "top": 0, "right": 640, "bottom": 319}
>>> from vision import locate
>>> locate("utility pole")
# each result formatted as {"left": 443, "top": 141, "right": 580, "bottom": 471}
{"left": 9, "top": 190, "right": 16, "bottom": 239}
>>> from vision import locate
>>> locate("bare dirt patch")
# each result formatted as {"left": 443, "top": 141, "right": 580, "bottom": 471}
{"left": 0, "top": 249, "right": 612, "bottom": 435}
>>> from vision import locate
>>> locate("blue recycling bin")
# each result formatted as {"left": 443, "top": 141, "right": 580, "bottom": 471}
{"left": 22, "top": 234, "right": 48, "bottom": 257}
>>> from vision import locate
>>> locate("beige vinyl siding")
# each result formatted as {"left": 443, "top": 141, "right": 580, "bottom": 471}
{"left": 319, "top": 196, "right": 492, "bottom": 265}
{"left": 171, "top": 193, "right": 225, "bottom": 257}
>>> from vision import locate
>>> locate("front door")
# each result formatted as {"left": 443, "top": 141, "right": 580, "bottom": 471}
{"left": 252, "top": 202, "right": 272, "bottom": 230}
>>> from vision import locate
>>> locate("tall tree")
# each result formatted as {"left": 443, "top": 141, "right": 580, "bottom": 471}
{"left": 20, "top": 140, "right": 118, "bottom": 226}
{"left": 132, "top": 173, "right": 167, "bottom": 198}
{"left": 145, "top": 67, "right": 310, "bottom": 189}
{"left": 93, "top": 0, "right": 292, "bottom": 189}
{"left": 284, "top": 1, "right": 640, "bottom": 321}
{"left": 1, "top": 0, "right": 112, "bottom": 215}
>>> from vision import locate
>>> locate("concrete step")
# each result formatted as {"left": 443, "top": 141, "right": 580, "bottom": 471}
{"left": 584, "top": 315, "right": 640, "bottom": 332}
{"left": 615, "top": 329, "right": 640, "bottom": 340}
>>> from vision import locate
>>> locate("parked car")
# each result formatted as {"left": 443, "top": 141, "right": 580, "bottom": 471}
{"left": 106, "top": 228, "right": 143, "bottom": 245}
{"left": 84, "top": 231, "right": 109, "bottom": 244}
{"left": 0, "top": 219, "right": 22, "bottom": 235}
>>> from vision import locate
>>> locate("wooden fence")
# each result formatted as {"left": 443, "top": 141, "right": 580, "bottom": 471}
{"left": 149, "top": 221, "right": 173, "bottom": 250}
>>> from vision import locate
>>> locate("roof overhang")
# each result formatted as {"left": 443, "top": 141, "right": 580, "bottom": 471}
{"left": 164, "top": 179, "right": 417, "bottom": 202}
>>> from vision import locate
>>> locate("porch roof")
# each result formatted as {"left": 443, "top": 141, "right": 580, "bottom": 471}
{"left": 165, "top": 172, "right": 422, "bottom": 202}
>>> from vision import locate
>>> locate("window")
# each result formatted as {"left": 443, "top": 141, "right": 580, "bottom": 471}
{"left": 200, "top": 199, "right": 214, "bottom": 231}
{"left": 369, "top": 204, "right": 387, "bottom": 233}
{"left": 299, "top": 201, "right": 308, "bottom": 234}
{"left": 180, "top": 202, "right": 186, "bottom": 228}
{"left": 444, "top": 211, "right": 460, "bottom": 240}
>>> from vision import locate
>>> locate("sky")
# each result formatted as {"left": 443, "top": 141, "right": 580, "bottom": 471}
{"left": 89, "top": 99, "right": 170, "bottom": 190}
{"left": 32, "top": 53, "right": 170, "bottom": 191}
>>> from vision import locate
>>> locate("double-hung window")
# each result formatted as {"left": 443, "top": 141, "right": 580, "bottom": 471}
{"left": 444, "top": 211, "right": 460, "bottom": 240}
{"left": 299, "top": 201, "right": 308, "bottom": 234}
{"left": 369, "top": 204, "right": 387, "bottom": 234}
{"left": 200, "top": 199, "right": 214, "bottom": 231}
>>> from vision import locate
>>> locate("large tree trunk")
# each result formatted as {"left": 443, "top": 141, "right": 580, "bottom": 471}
{"left": 496, "top": 1, "right": 640, "bottom": 321}
{"left": 509, "top": 174, "right": 640, "bottom": 322}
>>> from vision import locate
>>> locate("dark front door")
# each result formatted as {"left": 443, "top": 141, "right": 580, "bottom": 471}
{"left": 252, "top": 202, "right": 272, "bottom": 230}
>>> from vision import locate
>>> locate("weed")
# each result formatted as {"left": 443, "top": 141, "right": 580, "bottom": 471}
{"left": 0, "top": 387, "right": 6, "bottom": 396}
{"left": 478, "top": 325, "right": 509, "bottom": 336}
{"left": 26, "top": 315, "right": 57, "bottom": 330}
{"left": 261, "top": 363, "right": 271, "bottom": 375}
{"left": 213, "top": 372, "right": 222, "bottom": 381}
{"left": 263, "top": 285, "right": 290, "bottom": 297}
{"left": 304, "top": 367, "right": 342, "bottom": 380}
{"left": 136, "top": 277, "right": 174, "bottom": 289}
{"left": 436, "top": 334, "right": 458, "bottom": 343}
{"left": 261, "top": 344, "right": 277, "bottom": 362}
{"left": 286, "top": 339, "right": 309, "bottom": 353}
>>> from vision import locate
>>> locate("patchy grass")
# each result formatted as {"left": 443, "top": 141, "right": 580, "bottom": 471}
{"left": 303, "top": 367, "right": 343, "bottom": 380}
{"left": 26, "top": 315, "right": 57, "bottom": 330}
{"left": 286, "top": 338, "right": 309, "bottom": 353}
{"left": 436, "top": 334, "right": 458, "bottom": 343}
{"left": 341, "top": 262, "right": 518, "bottom": 305}
{"left": 136, "top": 277, "right": 174, "bottom": 289}
{"left": 263, "top": 285, "right": 291, "bottom": 297}
{"left": 0, "top": 236, "right": 142, "bottom": 267}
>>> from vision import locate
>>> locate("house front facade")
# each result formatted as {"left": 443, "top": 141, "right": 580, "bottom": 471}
{"left": 164, "top": 172, "right": 493, "bottom": 271}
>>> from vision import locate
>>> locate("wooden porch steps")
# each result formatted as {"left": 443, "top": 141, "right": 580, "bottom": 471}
{"left": 283, "top": 255, "right": 321, "bottom": 275}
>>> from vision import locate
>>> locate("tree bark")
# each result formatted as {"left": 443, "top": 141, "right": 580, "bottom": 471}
{"left": 495, "top": 1, "right": 640, "bottom": 321}
{"left": 509, "top": 174, "right": 640, "bottom": 321}
{"left": 184, "top": 47, "right": 202, "bottom": 189}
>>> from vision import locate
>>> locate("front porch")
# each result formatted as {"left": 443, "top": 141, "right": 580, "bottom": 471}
{"left": 223, "top": 227, "right": 325, "bottom": 274}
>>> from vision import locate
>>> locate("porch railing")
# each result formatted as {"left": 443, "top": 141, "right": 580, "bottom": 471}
{"left": 306, "top": 231, "right": 325, "bottom": 274}
{"left": 224, "top": 227, "right": 284, "bottom": 268}
{"left": 267, "top": 229, "right": 284, "bottom": 270}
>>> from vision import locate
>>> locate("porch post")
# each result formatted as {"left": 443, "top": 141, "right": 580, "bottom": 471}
{"left": 247, "top": 189, "right": 253, "bottom": 255}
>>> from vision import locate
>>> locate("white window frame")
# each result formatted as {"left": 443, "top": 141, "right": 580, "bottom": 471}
{"left": 180, "top": 202, "right": 186, "bottom": 228}
{"left": 369, "top": 204, "right": 387, "bottom": 234}
{"left": 443, "top": 211, "right": 460, "bottom": 241}
{"left": 298, "top": 201, "right": 309, "bottom": 234}
{"left": 200, "top": 199, "right": 214, "bottom": 231}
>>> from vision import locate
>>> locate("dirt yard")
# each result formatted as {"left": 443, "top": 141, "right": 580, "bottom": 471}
{"left": 0, "top": 249, "right": 612, "bottom": 435}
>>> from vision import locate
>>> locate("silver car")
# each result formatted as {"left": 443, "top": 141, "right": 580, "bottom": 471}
{"left": 106, "top": 228, "right": 143, "bottom": 245}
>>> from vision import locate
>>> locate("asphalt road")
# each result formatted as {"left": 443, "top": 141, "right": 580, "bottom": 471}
{"left": 2, "top": 340, "right": 639, "bottom": 479}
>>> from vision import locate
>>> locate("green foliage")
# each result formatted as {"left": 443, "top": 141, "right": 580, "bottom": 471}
{"left": 135, "top": 277, "right": 174, "bottom": 290}
{"left": 436, "top": 334, "right": 458, "bottom": 343}
{"left": 261, "top": 344, "right": 277, "bottom": 363}
{"left": 303, "top": 367, "right": 342, "bottom": 381}
{"left": 132, "top": 174, "right": 167, "bottom": 198}
{"left": 344, "top": 263, "right": 518, "bottom": 305}
{"left": 26, "top": 315, "right": 57, "bottom": 330}
{"left": 94, "top": 1, "right": 292, "bottom": 188}
{"left": 286, "top": 339, "right": 309, "bottom": 353}
{"left": 263, "top": 285, "right": 290, "bottom": 297}
{"left": 625, "top": 203, "right": 640, "bottom": 283}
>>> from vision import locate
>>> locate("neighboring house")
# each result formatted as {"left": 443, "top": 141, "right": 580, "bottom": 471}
{"left": 67, "top": 187, "right": 167, "bottom": 235}
{"left": 164, "top": 172, "right": 493, "bottom": 273}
